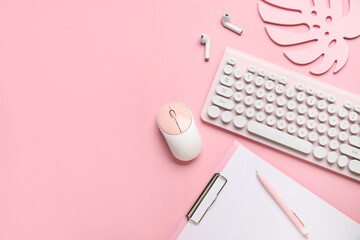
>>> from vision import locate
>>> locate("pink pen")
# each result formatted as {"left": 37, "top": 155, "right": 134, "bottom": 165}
{"left": 256, "top": 171, "right": 309, "bottom": 238}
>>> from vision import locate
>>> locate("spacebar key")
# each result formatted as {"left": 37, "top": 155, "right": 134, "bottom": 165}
{"left": 247, "top": 121, "right": 313, "bottom": 154}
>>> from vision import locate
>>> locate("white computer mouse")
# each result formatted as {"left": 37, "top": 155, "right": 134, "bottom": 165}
{"left": 157, "top": 102, "right": 202, "bottom": 161}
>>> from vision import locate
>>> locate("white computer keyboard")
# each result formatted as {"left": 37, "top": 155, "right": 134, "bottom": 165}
{"left": 201, "top": 47, "right": 360, "bottom": 181}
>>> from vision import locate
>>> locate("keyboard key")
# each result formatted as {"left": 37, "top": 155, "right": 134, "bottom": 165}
{"left": 327, "top": 152, "right": 338, "bottom": 163}
{"left": 275, "top": 85, "right": 285, "bottom": 95}
{"left": 297, "top": 104, "right": 307, "bottom": 114}
{"left": 339, "top": 120, "right": 349, "bottom": 130}
{"left": 286, "top": 88, "right": 295, "bottom": 98}
{"left": 349, "top": 112, "right": 358, "bottom": 122}
{"left": 245, "top": 108, "right": 255, "bottom": 118}
{"left": 338, "top": 132, "right": 348, "bottom": 142}
{"left": 254, "top": 76, "right": 264, "bottom": 87}
{"left": 286, "top": 112, "right": 295, "bottom": 122}
{"left": 355, "top": 105, "right": 360, "bottom": 113}
{"left": 256, "top": 88, "right": 266, "bottom": 98}
{"left": 266, "top": 116, "right": 276, "bottom": 126}
{"left": 268, "top": 73, "right": 276, "bottom": 81}
{"left": 344, "top": 101, "right": 353, "bottom": 109}
{"left": 295, "top": 83, "right": 304, "bottom": 91}
{"left": 350, "top": 124, "right": 360, "bottom": 134}
{"left": 329, "top": 140, "right": 339, "bottom": 150}
{"left": 338, "top": 108, "right": 348, "bottom": 118}
{"left": 349, "top": 136, "right": 360, "bottom": 148}
{"left": 244, "top": 72, "right": 254, "bottom": 82}
{"left": 296, "top": 116, "right": 306, "bottom": 126}
{"left": 254, "top": 100, "right": 264, "bottom": 110}
{"left": 338, "top": 155, "right": 348, "bottom": 168}
{"left": 317, "top": 100, "right": 327, "bottom": 110}
{"left": 317, "top": 124, "right": 327, "bottom": 134}
{"left": 279, "top": 77, "right": 287, "bottom": 85}
{"left": 244, "top": 96, "right": 254, "bottom": 106}
{"left": 316, "top": 91, "right": 325, "bottom": 99}
{"left": 329, "top": 116, "right": 339, "bottom": 126}
{"left": 340, "top": 144, "right": 360, "bottom": 160}
{"left": 349, "top": 160, "right": 360, "bottom": 174}
{"left": 308, "top": 132, "right": 318, "bottom": 142}
{"left": 276, "top": 97, "right": 286, "bottom": 107}
{"left": 313, "top": 146, "right": 327, "bottom": 159}
{"left": 327, "top": 128, "right": 338, "bottom": 138}
{"left": 235, "top": 104, "right": 245, "bottom": 114}
{"left": 247, "top": 121, "right": 312, "bottom": 154}
{"left": 248, "top": 65, "right": 256, "bottom": 73}
{"left": 275, "top": 108, "right": 285, "bottom": 118}
{"left": 306, "top": 96, "right": 316, "bottom": 106}
{"left": 296, "top": 92, "right": 306, "bottom": 102}
{"left": 216, "top": 85, "right": 233, "bottom": 98}
{"left": 265, "top": 80, "right": 274, "bottom": 90}
{"left": 221, "top": 111, "right": 233, "bottom": 123}
{"left": 207, "top": 105, "right": 220, "bottom": 118}
{"left": 287, "top": 100, "right": 296, "bottom": 111}
{"left": 308, "top": 108, "right": 318, "bottom": 118}
{"left": 327, "top": 95, "right": 336, "bottom": 103}
{"left": 287, "top": 124, "right": 297, "bottom": 134}
{"left": 298, "top": 128, "right": 307, "bottom": 138}
{"left": 265, "top": 104, "right": 274, "bottom": 114}
{"left": 233, "top": 69, "right": 243, "bottom": 79}
{"left": 306, "top": 87, "right": 315, "bottom": 95}
{"left": 258, "top": 69, "right": 266, "bottom": 77}
{"left": 223, "top": 64, "right": 233, "bottom": 75}
{"left": 212, "top": 95, "right": 234, "bottom": 110}
{"left": 235, "top": 80, "right": 245, "bottom": 90}
{"left": 318, "top": 112, "right": 328, "bottom": 122}
{"left": 256, "top": 112, "right": 266, "bottom": 122}
{"left": 327, "top": 104, "right": 336, "bottom": 114}
{"left": 234, "top": 92, "right": 244, "bottom": 102}
{"left": 220, "top": 75, "right": 234, "bottom": 87}
{"left": 233, "top": 116, "right": 246, "bottom": 128}
{"left": 319, "top": 136, "right": 329, "bottom": 146}
{"left": 277, "top": 120, "right": 286, "bottom": 130}
{"left": 245, "top": 85, "right": 255, "bottom": 95}
{"left": 227, "top": 57, "right": 236, "bottom": 65}
{"left": 306, "top": 120, "right": 316, "bottom": 130}
{"left": 266, "top": 92, "right": 276, "bottom": 102}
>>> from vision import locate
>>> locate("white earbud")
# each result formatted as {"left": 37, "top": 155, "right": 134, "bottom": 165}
{"left": 221, "top": 13, "right": 243, "bottom": 35}
{"left": 200, "top": 34, "right": 210, "bottom": 61}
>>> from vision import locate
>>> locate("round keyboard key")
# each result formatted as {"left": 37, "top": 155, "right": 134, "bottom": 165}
{"left": 245, "top": 108, "right": 255, "bottom": 118}
{"left": 287, "top": 100, "right": 297, "bottom": 111}
{"left": 235, "top": 104, "right": 245, "bottom": 114}
{"left": 266, "top": 92, "right": 276, "bottom": 102}
{"left": 277, "top": 120, "right": 286, "bottom": 130}
{"left": 327, "top": 95, "right": 336, "bottom": 103}
{"left": 317, "top": 100, "right": 327, "bottom": 110}
{"left": 208, "top": 106, "right": 220, "bottom": 118}
{"left": 266, "top": 116, "right": 276, "bottom": 126}
{"left": 235, "top": 80, "right": 245, "bottom": 90}
{"left": 221, "top": 111, "right": 233, "bottom": 123}
{"left": 344, "top": 101, "right": 353, "bottom": 109}
{"left": 234, "top": 92, "right": 244, "bottom": 102}
{"left": 327, "top": 152, "right": 338, "bottom": 164}
{"left": 233, "top": 69, "right": 243, "bottom": 79}
{"left": 275, "top": 108, "right": 285, "bottom": 118}
{"left": 308, "top": 108, "right": 318, "bottom": 118}
{"left": 256, "top": 112, "right": 266, "bottom": 122}
{"left": 338, "top": 132, "right": 348, "bottom": 142}
{"left": 279, "top": 77, "right": 287, "bottom": 85}
{"left": 327, "top": 104, "right": 337, "bottom": 114}
{"left": 268, "top": 73, "right": 276, "bottom": 81}
{"left": 327, "top": 128, "right": 338, "bottom": 138}
{"left": 256, "top": 88, "right": 266, "bottom": 98}
{"left": 339, "top": 120, "right": 349, "bottom": 130}
{"left": 258, "top": 69, "right": 266, "bottom": 77}
{"left": 316, "top": 91, "right": 325, "bottom": 99}
{"left": 254, "top": 100, "right": 264, "bottom": 110}
{"left": 298, "top": 128, "right": 307, "bottom": 138}
{"left": 296, "top": 92, "right": 306, "bottom": 102}
{"left": 244, "top": 96, "right": 254, "bottom": 106}
{"left": 297, "top": 104, "right": 307, "bottom": 114}
{"left": 355, "top": 105, "right": 360, "bottom": 113}
{"left": 295, "top": 83, "right": 304, "bottom": 91}
{"left": 248, "top": 65, "right": 256, "bottom": 73}
{"left": 318, "top": 112, "right": 328, "bottom": 122}
{"left": 276, "top": 96, "right": 286, "bottom": 107}
{"left": 255, "top": 76, "right": 264, "bottom": 87}
{"left": 224, "top": 65, "right": 233, "bottom": 75}
{"left": 308, "top": 132, "right": 318, "bottom": 142}
{"left": 317, "top": 124, "right": 327, "bottom": 134}
{"left": 306, "top": 87, "right": 315, "bottom": 95}
{"left": 227, "top": 57, "right": 236, "bottom": 65}
{"left": 275, "top": 85, "right": 285, "bottom": 94}
{"left": 350, "top": 124, "right": 360, "bottom": 134}
{"left": 306, "top": 96, "right": 316, "bottom": 106}
{"left": 329, "top": 140, "right": 339, "bottom": 150}
{"left": 233, "top": 116, "right": 246, "bottom": 128}
{"left": 349, "top": 112, "right": 358, "bottom": 122}
{"left": 306, "top": 120, "right": 316, "bottom": 130}
{"left": 286, "top": 112, "right": 295, "bottom": 122}
{"left": 245, "top": 85, "right": 255, "bottom": 95}
{"left": 338, "top": 108, "right": 348, "bottom": 118}
{"left": 328, "top": 116, "right": 339, "bottom": 126}
{"left": 338, "top": 155, "right": 348, "bottom": 168}
{"left": 265, "top": 104, "right": 274, "bottom": 114}
{"left": 287, "top": 124, "right": 297, "bottom": 134}
{"left": 296, "top": 116, "right": 306, "bottom": 126}
{"left": 265, "top": 80, "right": 274, "bottom": 90}
{"left": 244, "top": 72, "right": 254, "bottom": 82}
{"left": 319, "top": 136, "right": 329, "bottom": 146}
{"left": 313, "top": 146, "right": 327, "bottom": 159}
{"left": 286, "top": 88, "right": 296, "bottom": 98}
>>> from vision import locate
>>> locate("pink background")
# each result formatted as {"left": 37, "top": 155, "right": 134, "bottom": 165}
{"left": 0, "top": 0, "right": 359, "bottom": 239}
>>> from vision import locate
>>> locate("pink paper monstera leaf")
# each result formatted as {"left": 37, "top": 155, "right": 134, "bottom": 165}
{"left": 258, "top": 0, "right": 360, "bottom": 75}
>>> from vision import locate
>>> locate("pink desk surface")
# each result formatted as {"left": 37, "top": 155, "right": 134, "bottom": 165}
{"left": 0, "top": 0, "right": 359, "bottom": 239}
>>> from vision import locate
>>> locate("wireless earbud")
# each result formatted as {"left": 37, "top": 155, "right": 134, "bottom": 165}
{"left": 200, "top": 34, "right": 210, "bottom": 61}
{"left": 221, "top": 13, "right": 243, "bottom": 35}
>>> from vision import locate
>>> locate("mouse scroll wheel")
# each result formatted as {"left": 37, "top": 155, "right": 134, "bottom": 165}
{"left": 169, "top": 110, "right": 177, "bottom": 118}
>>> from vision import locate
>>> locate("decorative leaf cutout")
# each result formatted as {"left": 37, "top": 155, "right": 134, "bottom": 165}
{"left": 258, "top": 0, "right": 360, "bottom": 75}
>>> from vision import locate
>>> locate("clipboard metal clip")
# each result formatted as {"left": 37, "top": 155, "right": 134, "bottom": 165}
{"left": 186, "top": 173, "right": 227, "bottom": 225}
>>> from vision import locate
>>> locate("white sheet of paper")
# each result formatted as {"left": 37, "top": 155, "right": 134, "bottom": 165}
{"left": 178, "top": 144, "right": 360, "bottom": 240}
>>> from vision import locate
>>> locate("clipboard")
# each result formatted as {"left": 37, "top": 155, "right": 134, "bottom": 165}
{"left": 169, "top": 141, "right": 360, "bottom": 240}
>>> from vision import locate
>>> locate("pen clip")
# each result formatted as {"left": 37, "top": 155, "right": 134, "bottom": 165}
{"left": 291, "top": 210, "right": 305, "bottom": 227}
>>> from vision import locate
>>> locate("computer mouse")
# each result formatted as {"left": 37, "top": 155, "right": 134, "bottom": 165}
{"left": 157, "top": 102, "right": 202, "bottom": 161}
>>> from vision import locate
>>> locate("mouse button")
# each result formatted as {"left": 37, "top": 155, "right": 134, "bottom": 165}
{"left": 169, "top": 103, "right": 192, "bottom": 132}
{"left": 157, "top": 105, "right": 181, "bottom": 135}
